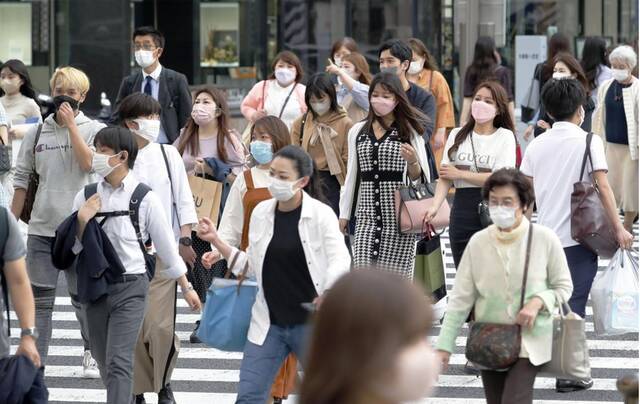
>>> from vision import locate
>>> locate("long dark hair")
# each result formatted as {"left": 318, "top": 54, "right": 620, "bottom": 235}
{"left": 305, "top": 73, "right": 339, "bottom": 119}
{"left": 407, "top": 38, "right": 439, "bottom": 71}
{"left": 0, "top": 59, "right": 38, "bottom": 100}
{"left": 581, "top": 37, "right": 609, "bottom": 91}
{"left": 364, "top": 72, "right": 427, "bottom": 143}
{"left": 554, "top": 52, "right": 590, "bottom": 93}
{"left": 274, "top": 145, "right": 326, "bottom": 203}
{"left": 299, "top": 270, "right": 432, "bottom": 404}
{"left": 542, "top": 33, "right": 571, "bottom": 83}
{"left": 176, "top": 85, "right": 231, "bottom": 162}
{"left": 448, "top": 81, "right": 515, "bottom": 160}
{"left": 466, "top": 36, "right": 499, "bottom": 88}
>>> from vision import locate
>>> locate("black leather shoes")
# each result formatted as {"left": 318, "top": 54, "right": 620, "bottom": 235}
{"left": 132, "top": 394, "right": 145, "bottom": 404}
{"left": 158, "top": 384, "right": 177, "bottom": 404}
{"left": 556, "top": 378, "right": 594, "bottom": 393}
{"left": 190, "top": 321, "right": 202, "bottom": 344}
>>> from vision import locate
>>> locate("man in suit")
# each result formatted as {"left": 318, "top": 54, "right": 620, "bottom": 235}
{"left": 113, "top": 26, "right": 192, "bottom": 144}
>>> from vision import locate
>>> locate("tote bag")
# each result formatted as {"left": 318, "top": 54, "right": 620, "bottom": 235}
{"left": 188, "top": 172, "right": 223, "bottom": 222}
{"left": 414, "top": 224, "right": 447, "bottom": 302}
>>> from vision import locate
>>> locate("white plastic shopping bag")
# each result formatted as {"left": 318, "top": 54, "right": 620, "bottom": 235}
{"left": 591, "top": 249, "right": 639, "bottom": 336}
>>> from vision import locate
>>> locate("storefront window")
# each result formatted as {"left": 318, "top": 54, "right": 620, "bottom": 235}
{"left": 200, "top": 2, "right": 240, "bottom": 67}
{"left": 0, "top": 2, "right": 33, "bottom": 65}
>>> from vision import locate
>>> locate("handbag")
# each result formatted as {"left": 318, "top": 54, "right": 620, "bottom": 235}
{"left": 197, "top": 251, "right": 257, "bottom": 352}
{"left": 570, "top": 132, "right": 618, "bottom": 258}
{"left": 465, "top": 223, "right": 533, "bottom": 370}
{"left": 538, "top": 297, "right": 591, "bottom": 380}
{"left": 469, "top": 133, "right": 492, "bottom": 228}
{"left": 394, "top": 172, "right": 451, "bottom": 234}
{"left": 20, "top": 124, "right": 43, "bottom": 223}
{"left": 0, "top": 355, "right": 48, "bottom": 404}
{"left": 0, "top": 134, "right": 11, "bottom": 175}
{"left": 414, "top": 224, "right": 447, "bottom": 302}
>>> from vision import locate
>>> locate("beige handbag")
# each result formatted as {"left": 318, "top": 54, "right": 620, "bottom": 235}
{"left": 539, "top": 297, "right": 591, "bottom": 380}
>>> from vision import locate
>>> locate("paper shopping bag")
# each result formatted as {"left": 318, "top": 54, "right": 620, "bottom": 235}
{"left": 188, "top": 174, "right": 223, "bottom": 222}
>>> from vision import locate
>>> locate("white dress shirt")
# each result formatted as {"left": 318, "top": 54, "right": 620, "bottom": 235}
{"left": 226, "top": 192, "right": 351, "bottom": 345}
{"left": 141, "top": 64, "right": 169, "bottom": 143}
{"left": 133, "top": 143, "right": 198, "bottom": 240}
{"left": 72, "top": 172, "right": 187, "bottom": 279}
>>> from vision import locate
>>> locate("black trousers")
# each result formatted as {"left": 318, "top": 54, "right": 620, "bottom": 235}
{"left": 449, "top": 188, "right": 485, "bottom": 268}
{"left": 318, "top": 170, "right": 341, "bottom": 216}
{"left": 481, "top": 359, "right": 540, "bottom": 404}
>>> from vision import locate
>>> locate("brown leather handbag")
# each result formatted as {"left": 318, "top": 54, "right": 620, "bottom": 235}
{"left": 570, "top": 132, "right": 618, "bottom": 258}
{"left": 465, "top": 224, "right": 534, "bottom": 370}
{"left": 20, "top": 124, "right": 43, "bottom": 224}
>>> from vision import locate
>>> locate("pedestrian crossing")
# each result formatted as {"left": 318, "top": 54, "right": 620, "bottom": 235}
{"left": 9, "top": 223, "right": 639, "bottom": 403}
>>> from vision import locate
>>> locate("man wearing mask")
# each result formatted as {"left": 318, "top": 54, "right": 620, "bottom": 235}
{"left": 112, "top": 26, "right": 192, "bottom": 144}
{"left": 11, "top": 66, "right": 105, "bottom": 377}
{"left": 379, "top": 39, "right": 438, "bottom": 178}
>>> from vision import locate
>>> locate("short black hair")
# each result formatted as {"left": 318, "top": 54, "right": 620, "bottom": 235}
{"left": 116, "top": 93, "right": 161, "bottom": 124}
{"left": 482, "top": 168, "right": 535, "bottom": 209}
{"left": 94, "top": 126, "right": 139, "bottom": 169}
{"left": 378, "top": 39, "right": 412, "bottom": 66}
{"left": 541, "top": 78, "right": 585, "bottom": 121}
{"left": 304, "top": 73, "right": 339, "bottom": 118}
{"left": 133, "top": 26, "right": 165, "bottom": 48}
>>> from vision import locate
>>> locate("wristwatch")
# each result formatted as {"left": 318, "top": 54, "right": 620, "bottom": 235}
{"left": 179, "top": 237, "right": 192, "bottom": 247}
{"left": 21, "top": 327, "right": 39, "bottom": 341}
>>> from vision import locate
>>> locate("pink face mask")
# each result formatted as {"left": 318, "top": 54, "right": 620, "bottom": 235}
{"left": 370, "top": 97, "right": 397, "bottom": 117}
{"left": 191, "top": 103, "right": 218, "bottom": 126}
{"left": 471, "top": 100, "right": 497, "bottom": 123}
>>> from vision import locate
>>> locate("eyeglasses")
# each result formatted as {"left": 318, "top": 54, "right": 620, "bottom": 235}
{"left": 488, "top": 201, "right": 519, "bottom": 208}
{"left": 134, "top": 45, "right": 156, "bottom": 51}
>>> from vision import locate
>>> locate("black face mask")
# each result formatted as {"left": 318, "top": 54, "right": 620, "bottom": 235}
{"left": 53, "top": 95, "right": 79, "bottom": 111}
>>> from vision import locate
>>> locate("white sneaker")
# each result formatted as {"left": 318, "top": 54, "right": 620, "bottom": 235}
{"left": 82, "top": 350, "right": 100, "bottom": 379}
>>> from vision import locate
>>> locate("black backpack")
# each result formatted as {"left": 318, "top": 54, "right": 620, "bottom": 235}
{"left": 84, "top": 182, "right": 156, "bottom": 280}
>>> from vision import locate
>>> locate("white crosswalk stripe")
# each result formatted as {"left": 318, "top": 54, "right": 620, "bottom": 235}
{"left": 10, "top": 220, "right": 638, "bottom": 403}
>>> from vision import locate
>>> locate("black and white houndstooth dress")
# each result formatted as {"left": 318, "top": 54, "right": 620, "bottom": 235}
{"left": 352, "top": 126, "right": 416, "bottom": 279}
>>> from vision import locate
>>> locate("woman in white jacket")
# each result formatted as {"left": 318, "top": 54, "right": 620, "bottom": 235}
{"left": 339, "top": 72, "right": 430, "bottom": 280}
{"left": 197, "top": 145, "right": 350, "bottom": 404}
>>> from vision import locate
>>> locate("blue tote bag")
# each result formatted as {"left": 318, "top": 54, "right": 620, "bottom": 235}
{"left": 197, "top": 271, "right": 258, "bottom": 352}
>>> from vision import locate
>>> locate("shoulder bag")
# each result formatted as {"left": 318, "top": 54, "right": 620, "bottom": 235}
{"left": 20, "top": 124, "right": 43, "bottom": 223}
{"left": 465, "top": 223, "right": 533, "bottom": 370}
{"left": 570, "top": 132, "right": 618, "bottom": 258}
{"left": 469, "top": 133, "right": 492, "bottom": 227}
{"left": 394, "top": 171, "right": 451, "bottom": 234}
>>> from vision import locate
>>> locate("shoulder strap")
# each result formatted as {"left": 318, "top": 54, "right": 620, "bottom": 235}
{"left": 160, "top": 145, "right": 179, "bottom": 226}
{"left": 519, "top": 224, "right": 535, "bottom": 310}
{"left": 32, "top": 123, "right": 43, "bottom": 171}
{"left": 244, "top": 170, "right": 256, "bottom": 190}
{"left": 84, "top": 183, "right": 99, "bottom": 200}
{"left": 579, "top": 132, "right": 595, "bottom": 182}
{"left": 469, "top": 133, "right": 480, "bottom": 172}
{"left": 0, "top": 208, "right": 9, "bottom": 337}
{"left": 278, "top": 83, "right": 297, "bottom": 119}
{"left": 260, "top": 80, "right": 267, "bottom": 110}
{"left": 129, "top": 183, "right": 152, "bottom": 256}
{"left": 299, "top": 112, "right": 309, "bottom": 144}
{"left": 428, "top": 70, "right": 434, "bottom": 91}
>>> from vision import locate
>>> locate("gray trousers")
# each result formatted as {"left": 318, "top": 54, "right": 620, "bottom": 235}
{"left": 86, "top": 276, "right": 149, "bottom": 404}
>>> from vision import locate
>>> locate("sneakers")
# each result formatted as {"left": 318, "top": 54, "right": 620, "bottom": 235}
{"left": 190, "top": 321, "right": 202, "bottom": 344}
{"left": 82, "top": 350, "right": 100, "bottom": 379}
{"left": 556, "top": 378, "right": 594, "bottom": 393}
{"left": 158, "top": 384, "right": 177, "bottom": 404}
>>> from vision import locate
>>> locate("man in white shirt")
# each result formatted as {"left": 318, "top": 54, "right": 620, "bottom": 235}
{"left": 72, "top": 127, "right": 200, "bottom": 404}
{"left": 117, "top": 93, "right": 199, "bottom": 404}
{"left": 520, "top": 78, "right": 633, "bottom": 393}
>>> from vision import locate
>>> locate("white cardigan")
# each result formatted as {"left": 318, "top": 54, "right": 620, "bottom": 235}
{"left": 338, "top": 121, "right": 432, "bottom": 220}
{"left": 592, "top": 77, "right": 639, "bottom": 160}
{"left": 227, "top": 192, "right": 351, "bottom": 345}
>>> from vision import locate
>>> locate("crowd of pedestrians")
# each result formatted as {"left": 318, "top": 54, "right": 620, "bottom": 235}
{"left": 0, "top": 25, "right": 637, "bottom": 404}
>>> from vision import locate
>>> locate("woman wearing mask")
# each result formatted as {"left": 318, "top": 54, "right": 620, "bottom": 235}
{"left": 241, "top": 51, "right": 307, "bottom": 130}
{"left": 461, "top": 37, "right": 514, "bottom": 127}
{"left": 407, "top": 38, "right": 456, "bottom": 169}
{"left": 436, "top": 168, "right": 573, "bottom": 404}
{"left": 0, "top": 59, "right": 41, "bottom": 124}
{"left": 425, "top": 81, "right": 516, "bottom": 268}
{"left": 326, "top": 52, "right": 372, "bottom": 123}
{"left": 198, "top": 145, "right": 351, "bottom": 404}
{"left": 216, "top": 116, "right": 296, "bottom": 404}
{"left": 593, "top": 45, "right": 639, "bottom": 232}
{"left": 330, "top": 37, "right": 359, "bottom": 67}
{"left": 581, "top": 37, "right": 613, "bottom": 106}
{"left": 291, "top": 73, "right": 352, "bottom": 214}
{"left": 300, "top": 270, "right": 439, "bottom": 404}
{"left": 174, "top": 85, "right": 245, "bottom": 335}
{"left": 339, "top": 72, "right": 431, "bottom": 279}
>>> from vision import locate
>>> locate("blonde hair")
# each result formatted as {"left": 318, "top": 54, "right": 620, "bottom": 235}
{"left": 49, "top": 66, "right": 90, "bottom": 95}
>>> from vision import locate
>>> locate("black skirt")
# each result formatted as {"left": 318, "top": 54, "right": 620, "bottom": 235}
{"left": 449, "top": 188, "right": 485, "bottom": 268}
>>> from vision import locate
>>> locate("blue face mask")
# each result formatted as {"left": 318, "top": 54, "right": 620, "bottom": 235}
{"left": 250, "top": 140, "right": 273, "bottom": 165}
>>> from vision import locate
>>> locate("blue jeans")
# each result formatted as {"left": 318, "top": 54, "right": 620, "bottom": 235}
{"left": 236, "top": 324, "right": 309, "bottom": 404}
{"left": 564, "top": 245, "right": 598, "bottom": 318}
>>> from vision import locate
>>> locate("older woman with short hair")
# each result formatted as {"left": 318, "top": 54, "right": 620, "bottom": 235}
{"left": 593, "top": 45, "right": 639, "bottom": 232}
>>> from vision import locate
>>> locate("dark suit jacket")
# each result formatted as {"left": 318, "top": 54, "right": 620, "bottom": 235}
{"left": 112, "top": 66, "right": 192, "bottom": 143}
{"left": 406, "top": 82, "right": 438, "bottom": 180}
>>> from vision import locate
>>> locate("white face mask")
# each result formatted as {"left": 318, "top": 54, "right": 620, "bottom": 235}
{"left": 274, "top": 68, "right": 296, "bottom": 86}
{"left": 333, "top": 56, "right": 343, "bottom": 67}
{"left": 135, "top": 50, "right": 156, "bottom": 68}
{"left": 268, "top": 177, "right": 300, "bottom": 202}
{"left": 92, "top": 152, "right": 122, "bottom": 178}
{"left": 310, "top": 100, "right": 331, "bottom": 116}
{"left": 408, "top": 60, "right": 423, "bottom": 75}
{"left": 489, "top": 205, "right": 518, "bottom": 229}
{"left": 133, "top": 118, "right": 161, "bottom": 143}
{"left": 376, "top": 339, "right": 440, "bottom": 402}
{"left": 552, "top": 72, "right": 572, "bottom": 80}
{"left": 612, "top": 68, "right": 630, "bottom": 82}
